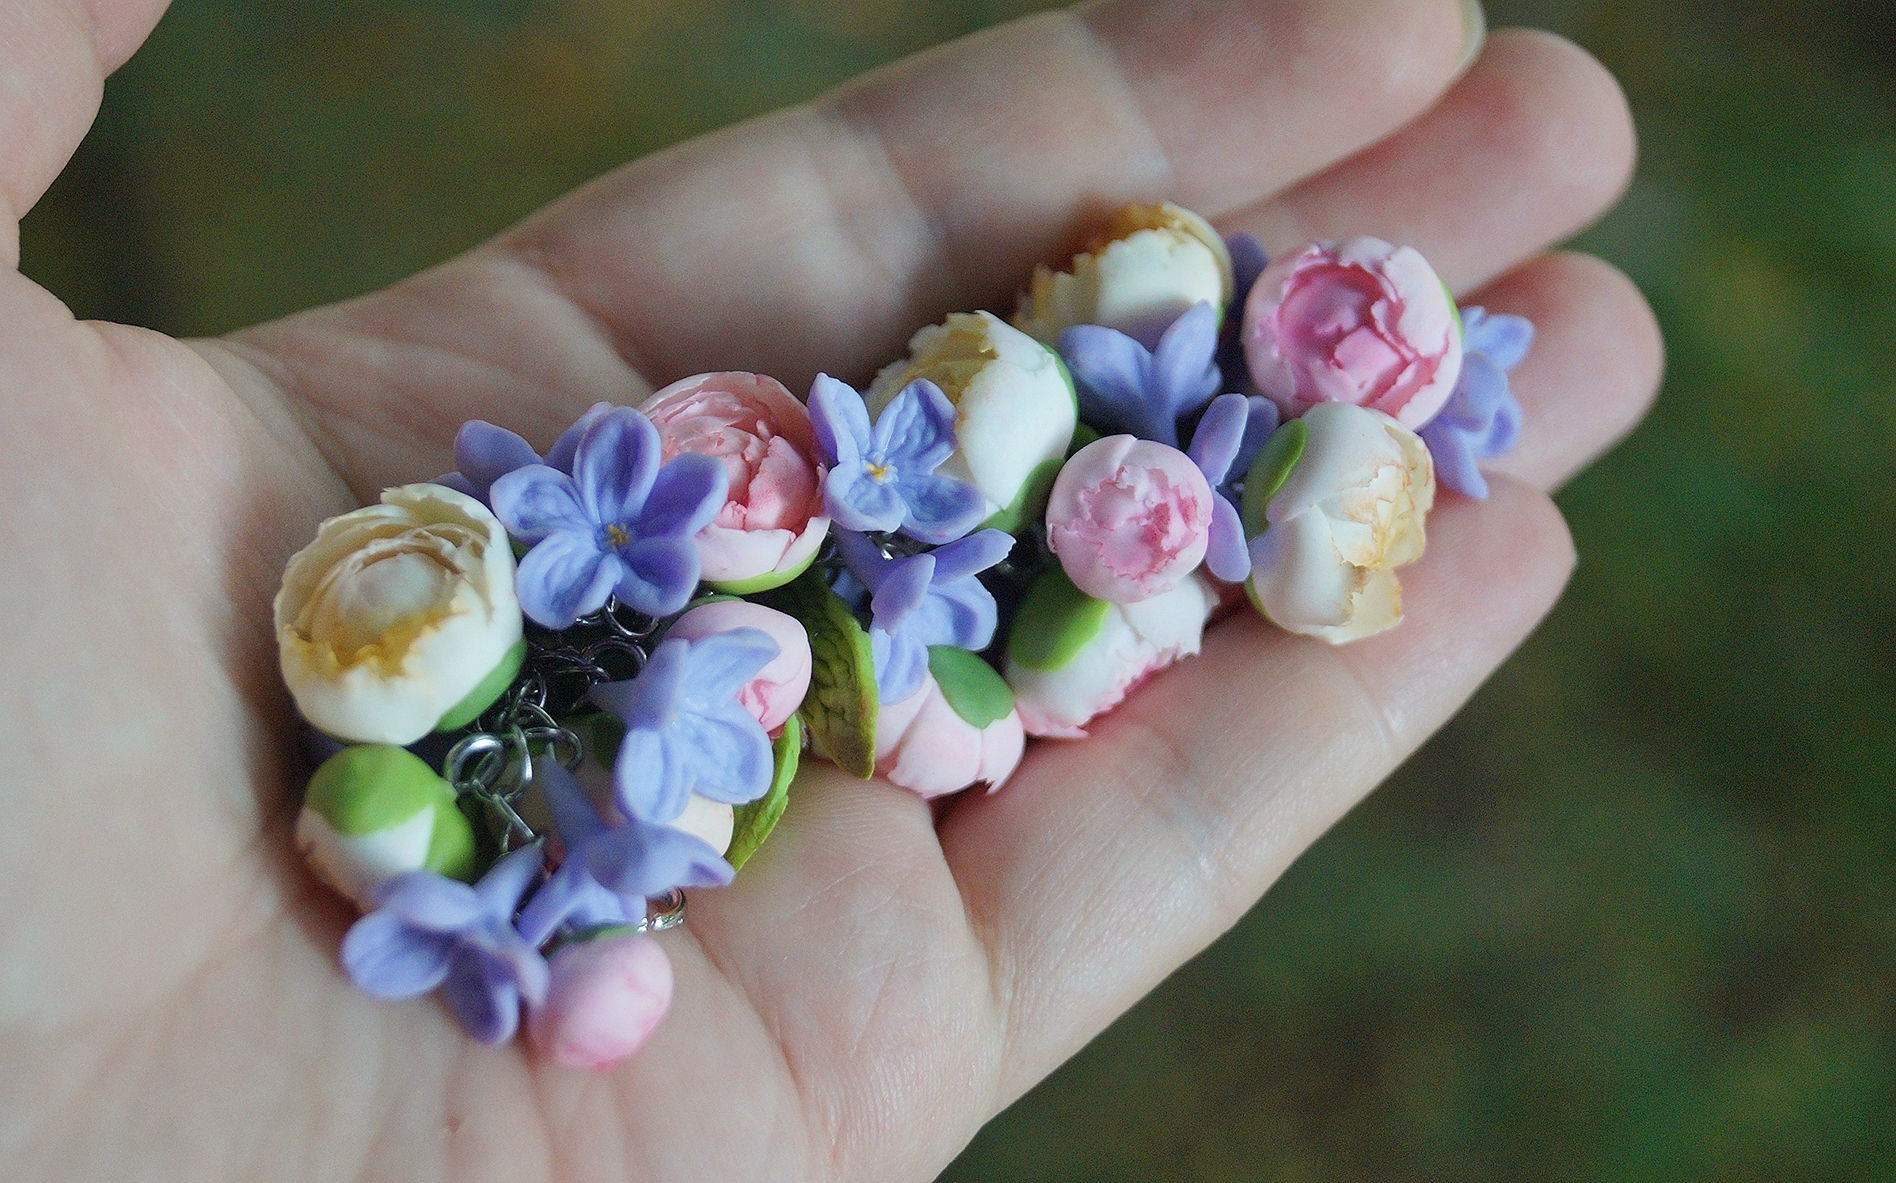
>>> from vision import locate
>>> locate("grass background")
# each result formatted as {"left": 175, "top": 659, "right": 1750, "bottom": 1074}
{"left": 23, "top": 0, "right": 1896, "bottom": 1177}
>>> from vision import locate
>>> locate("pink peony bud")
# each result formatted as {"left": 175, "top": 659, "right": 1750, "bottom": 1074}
{"left": 1046, "top": 436, "right": 1214, "bottom": 604}
{"left": 1241, "top": 238, "right": 1462, "bottom": 430}
{"left": 529, "top": 932, "right": 674, "bottom": 1072}
{"left": 874, "top": 673, "right": 1025, "bottom": 799}
{"left": 642, "top": 372, "right": 830, "bottom": 591}
{"left": 665, "top": 600, "right": 812, "bottom": 734}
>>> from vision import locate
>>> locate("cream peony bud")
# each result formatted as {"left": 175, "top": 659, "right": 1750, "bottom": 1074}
{"left": 867, "top": 310, "right": 1076, "bottom": 521}
{"left": 1014, "top": 202, "right": 1235, "bottom": 347}
{"left": 1244, "top": 403, "right": 1435, "bottom": 644}
{"left": 295, "top": 745, "right": 477, "bottom": 911}
{"left": 276, "top": 484, "right": 524, "bottom": 745}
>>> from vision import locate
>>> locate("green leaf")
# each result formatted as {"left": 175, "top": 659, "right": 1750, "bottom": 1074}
{"left": 1006, "top": 565, "right": 1111, "bottom": 672}
{"left": 1067, "top": 421, "right": 1103, "bottom": 457}
{"left": 927, "top": 646, "right": 1014, "bottom": 728}
{"left": 727, "top": 714, "right": 800, "bottom": 871}
{"left": 979, "top": 454, "right": 1064, "bottom": 535}
{"left": 1239, "top": 417, "right": 1308, "bottom": 538}
{"left": 434, "top": 636, "right": 526, "bottom": 732}
{"left": 757, "top": 565, "right": 879, "bottom": 778}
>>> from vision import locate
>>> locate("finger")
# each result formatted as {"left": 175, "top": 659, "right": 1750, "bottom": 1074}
{"left": 1463, "top": 251, "right": 1664, "bottom": 490}
{"left": 0, "top": 0, "right": 171, "bottom": 265}
{"left": 232, "top": 0, "right": 1473, "bottom": 497}
{"left": 937, "top": 477, "right": 1577, "bottom": 1097}
{"left": 1227, "top": 29, "right": 1637, "bottom": 293}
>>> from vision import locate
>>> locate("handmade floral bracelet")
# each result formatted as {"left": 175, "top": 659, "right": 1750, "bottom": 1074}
{"left": 274, "top": 201, "right": 1532, "bottom": 1070}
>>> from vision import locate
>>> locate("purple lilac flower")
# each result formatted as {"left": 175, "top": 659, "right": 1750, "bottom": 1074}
{"left": 514, "top": 760, "right": 732, "bottom": 946}
{"left": 490, "top": 407, "right": 727, "bottom": 628}
{"left": 1419, "top": 307, "right": 1533, "bottom": 499}
{"left": 1186, "top": 393, "right": 1278, "bottom": 583}
{"left": 1218, "top": 235, "right": 1271, "bottom": 388}
{"left": 1058, "top": 301, "right": 1223, "bottom": 448}
{"left": 807, "top": 374, "right": 986, "bottom": 544}
{"left": 435, "top": 402, "right": 611, "bottom": 505}
{"left": 588, "top": 629, "right": 779, "bottom": 824}
{"left": 340, "top": 844, "right": 550, "bottom": 1045}
{"left": 834, "top": 528, "right": 1013, "bottom": 704}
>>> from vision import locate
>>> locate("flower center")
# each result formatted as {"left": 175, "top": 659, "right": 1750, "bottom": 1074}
{"left": 605, "top": 524, "right": 631, "bottom": 548}
{"left": 865, "top": 461, "right": 892, "bottom": 481}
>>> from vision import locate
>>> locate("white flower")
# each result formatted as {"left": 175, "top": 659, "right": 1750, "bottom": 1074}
{"left": 1005, "top": 573, "right": 1219, "bottom": 738}
{"left": 276, "top": 484, "right": 524, "bottom": 744}
{"left": 1014, "top": 202, "right": 1234, "bottom": 346}
{"left": 1245, "top": 403, "right": 1435, "bottom": 644}
{"left": 867, "top": 310, "right": 1076, "bottom": 519}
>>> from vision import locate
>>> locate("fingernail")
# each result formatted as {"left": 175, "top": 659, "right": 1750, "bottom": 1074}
{"left": 1457, "top": 0, "right": 1487, "bottom": 74}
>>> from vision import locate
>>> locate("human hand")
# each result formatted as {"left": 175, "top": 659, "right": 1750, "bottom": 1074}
{"left": 0, "top": 0, "right": 1659, "bottom": 1178}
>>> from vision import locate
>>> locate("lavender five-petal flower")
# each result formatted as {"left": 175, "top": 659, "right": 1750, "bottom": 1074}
{"left": 434, "top": 402, "right": 612, "bottom": 505}
{"left": 514, "top": 761, "right": 733, "bottom": 946}
{"left": 588, "top": 629, "right": 779, "bottom": 824}
{"left": 340, "top": 844, "right": 550, "bottom": 1045}
{"left": 1058, "top": 301, "right": 1224, "bottom": 448}
{"left": 834, "top": 528, "right": 1013, "bottom": 703}
{"left": 490, "top": 407, "right": 729, "bottom": 628}
{"left": 1419, "top": 307, "right": 1533, "bottom": 499}
{"left": 1186, "top": 393, "right": 1274, "bottom": 582}
{"left": 807, "top": 374, "right": 986, "bottom": 544}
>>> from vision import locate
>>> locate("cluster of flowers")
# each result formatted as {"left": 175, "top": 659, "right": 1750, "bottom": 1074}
{"left": 273, "top": 201, "right": 1531, "bottom": 1071}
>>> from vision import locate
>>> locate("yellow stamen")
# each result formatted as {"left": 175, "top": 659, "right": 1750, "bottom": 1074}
{"left": 866, "top": 462, "right": 891, "bottom": 481}
{"left": 606, "top": 524, "right": 631, "bottom": 548}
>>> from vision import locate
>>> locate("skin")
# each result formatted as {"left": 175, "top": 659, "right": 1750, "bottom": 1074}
{"left": 0, "top": 1, "right": 1662, "bottom": 1180}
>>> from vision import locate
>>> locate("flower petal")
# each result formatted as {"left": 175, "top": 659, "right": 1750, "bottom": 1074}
{"left": 613, "top": 537, "right": 702, "bottom": 617}
{"left": 342, "top": 911, "right": 455, "bottom": 998}
{"left": 454, "top": 421, "right": 542, "bottom": 497}
{"left": 871, "top": 627, "right": 931, "bottom": 705}
{"left": 544, "top": 402, "right": 613, "bottom": 473}
{"left": 1463, "top": 307, "right": 1535, "bottom": 371}
{"left": 574, "top": 408, "right": 662, "bottom": 528}
{"left": 895, "top": 472, "right": 986, "bottom": 544}
{"left": 909, "top": 575, "right": 999, "bottom": 652}
{"left": 672, "top": 703, "right": 775, "bottom": 804}
{"left": 590, "top": 640, "right": 689, "bottom": 732}
{"left": 833, "top": 527, "right": 891, "bottom": 592}
{"left": 614, "top": 724, "right": 691, "bottom": 823}
{"left": 874, "top": 379, "right": 958, "bottom": 474}
{"left": 807, "top": 373, "right": 871, "bottom": 469}
{"left": 869, "top": 553, "right": 935, "bottom": 634}
{"left": 582, "top": 818, "right": 735, "bottom": 899}
{"left": 823, "top": 465, "right": 906, "bottom": 534}
{"left": 1150, "top": 301, "right": 1223, "bottom": 423}
{"left": 513, "top": 860, "right": 590, "bottom": 948}
{"left": 377, "top": 872, "right": 486, "bottom": 931}
{"left": 515, "top": 531, "right": 617, "bottom": 629}
{"left": 1229, "top": 396, "right": 1281, "bottom": 485}
{"left": 442, "top": 949, "right": 522, "bottom": 1044}
{"left": 1061, "top": 324, "right": 1156, "bottom": 439}
{"left": 474, "top": 843, "right": 546, "bottom": 915}
{"left": 928, "top": 528, "right": 1015, "bottom": 584}
{"left": 1203, "top": 494, "right": 1252, "bottom": 582}
{"left": 536, "top": 759, "right": 608, "bottom": 848}
{"left": 638, "top": 452, "right": 729, "bottom": 538}
{"left": 679, "top": 628, "right": 781, "bottom": 703}
{"left": 490, "top": 466, "right": 592, "bottom": 543}
{"left": 1188, "top": 393, "right": 1250, "bottom": 486}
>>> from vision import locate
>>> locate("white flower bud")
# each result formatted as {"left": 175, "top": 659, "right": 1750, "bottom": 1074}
{"left": 1014, "top": 202, "right": 1234, "bottom": 346}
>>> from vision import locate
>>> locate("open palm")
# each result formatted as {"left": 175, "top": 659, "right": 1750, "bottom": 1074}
{"left": 0, "top": 1, "right": 1660, "bottom": 1179}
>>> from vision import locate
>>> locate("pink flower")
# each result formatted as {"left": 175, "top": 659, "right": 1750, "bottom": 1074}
{"left": 529, "top": 932, "right": 674, "bottom": 1072}
{"left": 664, "top": 600, "right": 812, "bottom": 734}
{"left": 642, "top": 372, "right": 830, "bottom": 591}
{"left": 1045, "top": 435, "right": 1213, "bottom": 604}
{"left": 874, "top": 674, "right": 1025, "bottom": 799}
{"left": 1241, "top": 237, "right": 1463, "bottom": 430}
{"left": 1006, "top": 574, "right": 1219, "bottom": 738}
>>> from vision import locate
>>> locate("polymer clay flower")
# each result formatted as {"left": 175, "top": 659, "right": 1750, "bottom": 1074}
{"left": 490, "top": 408, "right": 728, "bottom": 628}
{"left": 1058, "top": 300, "right": 1222, "bottom": 448}
{"left": 515, "top": 760, "right": 732, "bottom": 948}
{"left": 641, "top": 372, "right": 830, "bottom": 590}
{"left": 1005, "top": 571, "right": 1220, "bottom": 738}
{"left": 1418, "top": 306, "right": 1533, "bottom": 498}
{"left": 1015, "top": 202, "right": 1235, "bottom": 347}
{"left": 867, "top": 311, "right": 1076, "bottom": 521}
{"left": 1046, "top": 435, "right": 1214, "bottom": 604}
{"left": 874, "top": 670, "right": 1024, "bottom": 799}
{"left": 588, "top": 629, "right": 779, "bottom": 823}
{"left": 436, "top": 402, "right": 610, "bottom": 506}
{"left": 806, "top": 373, "right": 985, "bottom": 543}
{"left": 664, "top": 599, "right": 811, "bottom": 734}
{"left": 1185, "top": 392, "right": 1280, "bottom": 583}
{"left": 340, "top": 844, "right": 550, "bottom": 1044}
{"left": 295, "top": 745, "right": 477, "bottom": 912}
{"left": 1244, "top": 402, "right": 1435, "bottom": 644}
{"left": 1242, "top": 237, "right": 1463, "bottom": 429}
{"left": 529, "top": 932, "right": 675, "bottom": 1072}
{"left": 834, "top": 527, "right": 1014, "bottom": 704}
{"left": 275, "top": 483, "right": 524, "bottom": 745}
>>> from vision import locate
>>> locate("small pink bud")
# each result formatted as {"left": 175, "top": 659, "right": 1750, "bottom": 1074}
{"left": 665, "top": 600, "right": 812, "bottom": 734}
{"left": 529, "top": 933, "right": 674, "bottom": 1072}
{"left": 1046, "top": 436, "right": 1213, "bottom": 604}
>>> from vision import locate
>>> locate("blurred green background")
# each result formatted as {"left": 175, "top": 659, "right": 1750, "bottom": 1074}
{"left": 23, "top": 0, "right": 1896, "bottom": 1177}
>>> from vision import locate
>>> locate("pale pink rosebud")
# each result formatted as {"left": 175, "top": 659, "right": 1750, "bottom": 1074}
{"left": 1046, "top": 436, "right": 1214, "bottom": 604}
{"left": 529, "top": 932, "right": 674, "bottom": 1072}
{"left": 1005, "top": 573, "right": 1218, "bottom": 738}
{"left": 1242, "top": 238, "right": 1462, "bottom": 430}
{"left": 642, "top": 372, "right": 830, "bottom": 592}
{"left": 665, "top": 600, "right": 811, "bottom": 734}
{"left": 874, "top": 673, "right": 1025, "bottom": 799}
